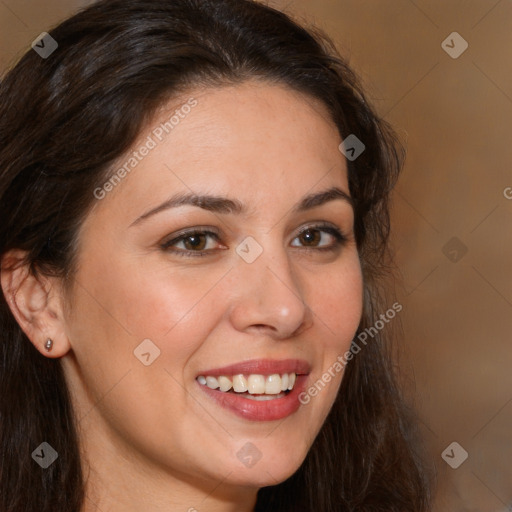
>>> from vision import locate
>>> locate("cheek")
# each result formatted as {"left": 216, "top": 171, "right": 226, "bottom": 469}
{"left": 305, "top": 256, "right": 363, "bottom": 408}
{"left": 69, "top": 245, "right": 362, "bottom": 363}
{"left": 113, "top": 264, "right": 230, "bottom": 363}
{"left": 65, "top": 253, "right": 221, "bottom": 382}
{"left": 311, "top": 256, "right": 364, "bottom": 346}
{"left": 117, "top": 251, "right": 363, "bottom": 363}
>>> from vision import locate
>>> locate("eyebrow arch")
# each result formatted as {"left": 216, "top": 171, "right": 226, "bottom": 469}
{"left": 129, "top": 186, "right": 354, "bottom": 227}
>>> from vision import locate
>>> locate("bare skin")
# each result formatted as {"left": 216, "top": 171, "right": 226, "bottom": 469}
{"left": 1, "top": 80, "right": 363, "bottom": 511}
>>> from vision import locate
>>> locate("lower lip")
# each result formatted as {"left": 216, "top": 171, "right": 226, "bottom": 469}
{"left": 198, "top": 376, "right": 308, "bottom": 421}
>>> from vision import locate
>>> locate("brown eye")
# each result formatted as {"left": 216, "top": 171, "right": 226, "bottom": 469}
{"left": 161, "top": 229, "right": 223, "bottom": 257}
{"left": 291, "top": 224, "right": 347, "bottom": 251}
{"left": 181, "top": 234, "right": 208, "bottom": 251}
{"left": 298, "top": 228, "right": 322, "bottom": 247}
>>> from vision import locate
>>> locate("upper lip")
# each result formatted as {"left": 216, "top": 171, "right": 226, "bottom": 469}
{"left": 197, "top": 358, "right": 311, "bottom": 377}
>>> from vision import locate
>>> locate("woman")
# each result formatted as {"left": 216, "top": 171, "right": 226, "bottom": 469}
{"left": 0, "top": 0, "right": 432, "bottom": 510}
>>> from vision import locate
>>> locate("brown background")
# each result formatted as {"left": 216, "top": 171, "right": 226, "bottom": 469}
{"left": 1, "top": 1, "right": 511, "bottom": 510}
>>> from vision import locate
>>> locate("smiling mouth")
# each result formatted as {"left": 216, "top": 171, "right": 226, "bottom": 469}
{"left": 195, "top": 359, "right": 310, "bottom": 420}
{"left": 197, "top": 372, "right": 296, "bottom": 400}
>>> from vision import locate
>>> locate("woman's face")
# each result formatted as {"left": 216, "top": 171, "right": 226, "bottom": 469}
{"left": 61, "top": 80, "right": 363, "bottom": 503}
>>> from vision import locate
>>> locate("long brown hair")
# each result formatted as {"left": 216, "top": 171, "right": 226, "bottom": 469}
{"left": 0, "top": 0, "right": 432, "bottom": 510}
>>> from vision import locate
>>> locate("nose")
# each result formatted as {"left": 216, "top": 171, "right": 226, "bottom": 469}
{"left": 227, "top": 240, "right": 313, "bottom": 340}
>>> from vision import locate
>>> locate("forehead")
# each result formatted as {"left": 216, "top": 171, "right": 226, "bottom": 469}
{"left": 89, "top": 80, "right": 349, "bottom": 223}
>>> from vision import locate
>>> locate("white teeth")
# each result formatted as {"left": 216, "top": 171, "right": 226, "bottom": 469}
{"left": 245, "top": 392, "right": 287, "bottom": 401}
{"left": 197, "top": 372, "right": 298, "bottom": 395}
{"left": 248, "top": 374, "right": 266, "bottom": 394}
{"left": 205, "top": 376, "right": 219, "bottom": 390}
{"left": 265, "top": 374, "right": 282, "bottom": 395}
{"left": 232, "top": 374, "right": 248, "bottom": 392}
{"left": 280, "top": 373, "right": 289, "bottom": 391}
{"left": 288, "top": 372, "right": 296, "bottom": 391}
{"left": 218, "top": 376, "right": 232, "bottom": 392}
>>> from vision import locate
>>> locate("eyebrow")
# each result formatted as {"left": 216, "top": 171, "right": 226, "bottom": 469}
{"left": 129, "top": 186, "right": 354, "bottom": 227}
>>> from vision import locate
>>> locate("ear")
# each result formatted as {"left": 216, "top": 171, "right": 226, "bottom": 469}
{"left": 0, "top": 249, "right": 72, "bottom": 358}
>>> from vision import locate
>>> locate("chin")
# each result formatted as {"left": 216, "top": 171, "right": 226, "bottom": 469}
{"left": 221, "top": 448, "right": 308, "bottom": 488}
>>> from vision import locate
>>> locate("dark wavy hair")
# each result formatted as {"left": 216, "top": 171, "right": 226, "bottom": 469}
{"left": 0, "top": 0, "right": 432, "bottom": 510}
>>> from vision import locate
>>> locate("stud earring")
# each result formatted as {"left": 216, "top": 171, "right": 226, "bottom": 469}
{"left": 44, "top": 339, "right": 53, "bottom": 352}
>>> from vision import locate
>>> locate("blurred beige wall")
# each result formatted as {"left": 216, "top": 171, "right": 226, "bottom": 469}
{"left": 2, "top": 1, "right": 512, "bottom": 510}
{"left": 0, "top": 0, "right": 94, "bottom": 71}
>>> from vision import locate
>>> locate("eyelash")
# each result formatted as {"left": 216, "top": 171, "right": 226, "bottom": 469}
{"left": 160, "top": 223, "right": 348, "bottom": 258}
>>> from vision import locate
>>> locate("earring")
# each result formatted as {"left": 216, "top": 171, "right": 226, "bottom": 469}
{"left": 44, "top": 339, "right": 53, "bottom": 352}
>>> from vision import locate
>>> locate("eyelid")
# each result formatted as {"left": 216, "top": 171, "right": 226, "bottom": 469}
{"left": 160, "top": 221, "right": 348, "bottom": 257}
{"left": 160, "top": 225, "right": 223, "bottom": 249}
